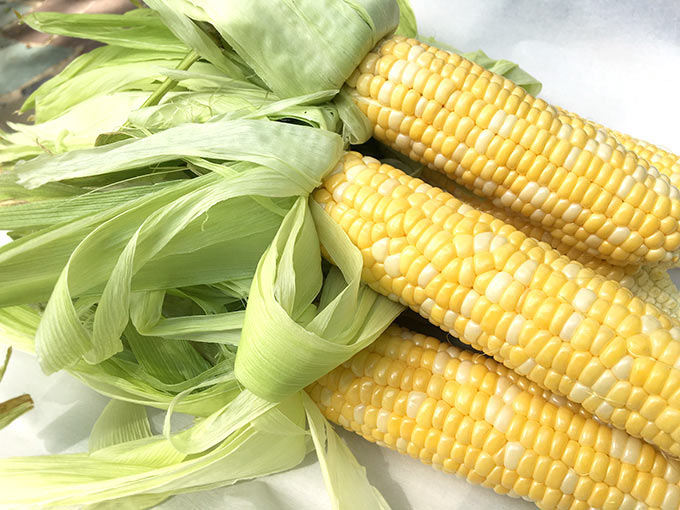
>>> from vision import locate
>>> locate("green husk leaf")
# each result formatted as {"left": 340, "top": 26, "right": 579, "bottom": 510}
{"left": 15, "top": 119, "right": 340, "bottom": 188}
{"left": 31, "top": 121, "right": 342, "bottom": 373}
{"left": 395, "top": 0, "right": 417, "bottom": 37}
{"left": 185, "top": 0, "right": 399, "bottom": 97}
{"left": 303, "top": 393, "right": 390, "bottom": 510}
{"left": 334, "top": 88, "right": 373, "bottom": 144}
{"left": 234, "top": 197, "right": 404, "bottom": 401}
{"left": 130, "top": 290, "right": 244, "bottom": 344}
{"left": 0, "top": 183, "right": 174, "bottom": 232}
{"left": 0, "top": 397, "right": 308, "bottom": 507}
{"left": 31, "top": 53, "right": 185, "bottom": 123}
{"left": 89, "top": 400, "right": 153, "bottom": 452}
{"left": 144, "top": 1, "right": 248, "bottom": 79}
{"left": 0, "top": 306, "right": 41, "bottom": 354}
{"left": 125, "top": 328, "right": 211, "bottom": 385}
{"left": 20, "top": 10, "right": 186, "bottom": 52}
{"left": 0, "top": 92, "right": 147, "bottom": 165}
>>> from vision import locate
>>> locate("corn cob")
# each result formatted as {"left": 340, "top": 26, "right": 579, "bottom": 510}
{"left": 313, "top": 152, "right": 680, "bottom": 458}
{"left": 345, "top": 35, "right": 680, "bottom": 266}
{"left": 556, "top": 107, "right": 680, "bottom": 189}
{"left": 307, "top": 325, "right": 680, "bottom": 510}
{"left": 422, "top": 168, "right": 680, "bottom": 322}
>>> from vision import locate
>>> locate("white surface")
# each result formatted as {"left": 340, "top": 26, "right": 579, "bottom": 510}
{"left": 2, "top": 1, "right": 680, "bottom": 509}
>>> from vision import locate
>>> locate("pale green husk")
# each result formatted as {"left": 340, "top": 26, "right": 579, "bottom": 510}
{"left": 0, "top": 1, "right": 545, "bottom": 508}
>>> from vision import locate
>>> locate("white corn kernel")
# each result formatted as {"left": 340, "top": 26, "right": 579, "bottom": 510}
{"left": 502, "top": 385, "right": 521, "bottom": 405}
{"left": 611, "top": 355, "right": 633, "bottom": 380}
{"left": 378, "top": 81, "right": 395, "bottom": 107}
{"left": 502, "top": 442, "right": 525, "bottom": 471}
{"left": 371, "top": 238, "right": 390, "bottom": 263}
{"left": 388, "top": 60, "right": 408, "bottom": 83}
{"left": 518, "top": 182, "right": 539, "bottom": 203}
{"left": 434, "top": 154, "right": 448, "bottom": 169}
{"left": 662, "top": 486, "right": 680, "bottom": 510}
{"left": 332, "top": 181, "right": 350, "bottom": 203}
{"left": 433, "top": 351, "right": 452, "bottom": 375}
{"left": 641, "top": 315, "right": 662, "bottom": 334}
{"left": 595, "top": 401, "right": 614, "bottom": 420}
{"left": 354, "top": 404, "right": 365, "bottom": 425}
{"left": 568, "top": 382, "right": 589, "bottom": 403}
{"left": 493, "top": 405, "right": 515, "bottom": 433}
{"left": 562, "top": 203, "right": 582, "bottom": 222}
{"left": 420, "top": 297, "right": 435, "bottom": 316}
{"left": 417, "top": 263, "right": 438, "bottom": 288}
{"left": 464, "top": 320, "right": 482, "bottom": 342}
{"left": 490, "top": 235, "right": 508, "bottom": 251}
{"left": 621, "top": 436, "right": 642, "bottom": 464}
{"left": 384, "top": 254, "right": 401, "bottom": 277}
{"left": 388, "top": 110, "right": 406, "bottom": 131}
{"left": 461, "top": 290, "right": 480, "bottom": 317}
{"left": 608, "top": 226, "right": 631, "bottom": 246}
{"left": 559, "top": 312, "right": 584, "bottom": 341}
{"left": 506, "top": 316, "right": 525, "bottom": 346}
{"left": 573, "top": 288, "right": 597, "bottom": 313}
{"left": 455, "top": 360, "right": 473, "bottom": 384}
{"left": 592, "top": 370, "right": 617, "bottom": 396}
{"left": 610, "top": 429, "right": 628, "bottom": 459}
{"left": 500, "top": 191, "right": 517, "bottom": 207}
{"left": 485, "top": 272, "right": 513, "bottom": 303}
{"left": 443, "top": 310, "right": 458, "bottom": 329}
{"left": 395, "top": 134, "right": 411, "bottom": 151}
{"left": 561, "top": 263, "right": 581, "bottom": 280}
{"left": 484, "top": 395, "right": 504, "bottom": 424}
{"left": 406, "top": 391, "right": 427, "bottom": 419}
{"left": 498, "top": 114, "right": 518, "bottom": 138}
{"left": 516, "top": 359, "right": 536, "bottom": 375}
{"left": 414, "top": 97, "right": 428, "bottom": 117}
{"left": 488, "top": 110, "right": 507, "bottom": 133}
{"left": 616, "top": 175, "right": 636, "bottom": 199}
{"left": 559, "top": 469, "right": 579, "bottom": 495}
{"left": 514, "top": 260, "right": 538, "bottom": 286}
{"left": 377, "top": 409, "right": 390, "bottom": 432}
{"left": 407, "top": 45, "right": 425, "bottom": 61}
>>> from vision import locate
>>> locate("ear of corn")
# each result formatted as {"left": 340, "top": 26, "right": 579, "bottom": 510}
{"left": 555, "top": 107, "right": 680, "bottom": 190}
{"left": 421, "top": 168, "right": 680, "bottom": 323}
{"left": 346, "top": 35, "right": 680, "bottom": 266}
{"left": 307, "top": 325, "right": 680, "bottom": 510}
{"left": 313, "top": 152, "right": 680, "bottom": 458}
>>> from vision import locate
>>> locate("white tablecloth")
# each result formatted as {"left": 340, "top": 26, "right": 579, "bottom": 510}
{"left": 2, "top": 1, "right": 680, "bottom": 508}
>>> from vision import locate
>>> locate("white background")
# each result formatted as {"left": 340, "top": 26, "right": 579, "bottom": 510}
{"left": 2, "top": 1, "right": 680, "bottom": 509}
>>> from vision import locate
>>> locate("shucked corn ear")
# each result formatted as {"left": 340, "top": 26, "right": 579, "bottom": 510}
{"left": 346, "top": 35, "right": 680, "bottom": 266}
{"left": 556, "top": 107, "right": 680, "bottom": 190}
{"left": 422, "top": 168, "right": 680, "bottom": 323}
{"left": 313, "top": 152, "right": 680, "bottom": 458}
{"left": 307, "top": 326, "right": 680, "bottom": 510}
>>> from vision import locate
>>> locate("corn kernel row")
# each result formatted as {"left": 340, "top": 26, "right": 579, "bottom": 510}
{"left": 556, "top": 107, "right": 680, "bottom": 190}
{"left": 421, "top": 168, "right": 680, "bottom": 323}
